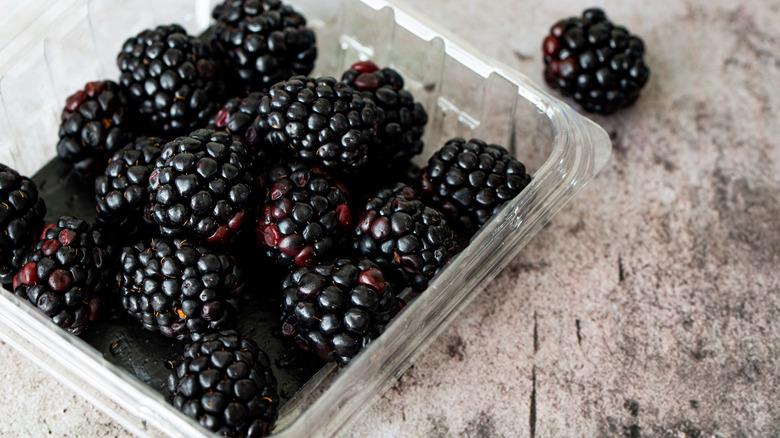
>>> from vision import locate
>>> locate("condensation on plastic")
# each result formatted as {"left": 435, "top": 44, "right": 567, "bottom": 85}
{"left": 0, "top": 0, "right": 611, "bottom": 436}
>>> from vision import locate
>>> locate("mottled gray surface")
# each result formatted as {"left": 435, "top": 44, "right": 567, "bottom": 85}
{"left": 2, "top": 0, "right": 780, "bottom": 437}
{"left": 0, "top": 340, "right": 131, "bottom": 437}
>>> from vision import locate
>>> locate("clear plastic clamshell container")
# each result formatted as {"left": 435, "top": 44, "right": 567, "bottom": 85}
{"left": 0, "top": 0, "right": 611, "bottom": 436}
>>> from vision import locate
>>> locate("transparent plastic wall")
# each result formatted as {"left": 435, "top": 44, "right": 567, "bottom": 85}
{"left": 0, "top": 0, "right": 610, "bottom": 436}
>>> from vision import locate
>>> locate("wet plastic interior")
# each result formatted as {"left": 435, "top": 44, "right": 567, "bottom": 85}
{"left": 0, "top": 0, "right": 611, "bottom": 436}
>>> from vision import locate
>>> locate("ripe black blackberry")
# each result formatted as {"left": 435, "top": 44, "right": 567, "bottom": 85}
{"left": 118, "top": 237, "right": 243, "bottom": 341}
{"left": 419, "top": 138, "right": 532, "bottom": 238}
{"left": 148, "top": 129, "right": 254, "bottom": 244}
{"left": 280, "top": 258, "right": 400, "bottom": 364}
{"left": 341, "top": 61, "right": 427, "bottom": 168}
{"left": 0, "top": 164, "right": 47, "bottom": 290}
{"left": 94, "top": 137, "right": 164, "bottom": 239}
{"left": 210, "top": 0, "right": 317, "bottom": 93}
{"left": 117, "top": 24, "right": 226, "bottom": 136}
{"left": 168, "top": 330, "right": 279, "bottom": 436}
{"left": 353, "top": 183, "right": 459, "bottom": 292}
{"left": 12, "top": 216, "right": 112, "bottom": 335}
{"left": 211, "top": 92, "right": 277, "bottom": 172}
{"left": 57, "top": 80, "right": 135, "bottom": 176}
{"left": 254, "top": 161, "right": 352, "bottom": 267}
{"left": 255, "top": 75, "right": 378, "bottom": 173}
{"left": 542, "top": 7, "right": 650, "bottom": 114}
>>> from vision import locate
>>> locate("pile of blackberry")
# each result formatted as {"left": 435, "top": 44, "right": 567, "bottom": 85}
{"left": 341, "top": 61, "right": 428, "bottom": 169}
{"left": 118, "top": 237, "right": 243, "bottom": 341}
{"left": 117, "top": 24, "right": 227, "bottom": 136}
{"left": 168, "top": 330, "right": 279, "bottom": 436}
{"left": 280, "top": 258, "right": 399, "bottom": 365}
{"left": 210, "top": 92, "right": 278, "bottom": 172}
{"left": 353, "top": 183, "right": 459, "bottom": 292}
{"left": 148, "top": 129, "right": 254, "bottom": 244}
{"left": 12, "top": 216, "right": 113, "bottom": 335}
{"left": 542, "top": 7, "right": 650, "bottom": 114}
{"left": 253, "top": 161, "right": 352, "bottom": 267}
{"left": 253, "top": 75, "right": 378, "bottom": 173}
{"left": 56, "top": 81, "right": 135, "bottom": 176}
{"left": 210, "top": 0, "right": 317, "bottom": 93}
{"left": 0, "top": 164, "right": 47, "bottom": 290}
{"left": 419, "top": 138, "right": 533, "bottom": 238}
{"left": 94, "top": 137, "right": 164, "bottom": 239}
{"left": 0, "top": 0, "right": 624, "bottom": 436}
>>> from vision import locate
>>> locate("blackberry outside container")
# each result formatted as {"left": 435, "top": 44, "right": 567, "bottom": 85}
{"left": 0, "top": 0, "right": 611, "bottom": 436}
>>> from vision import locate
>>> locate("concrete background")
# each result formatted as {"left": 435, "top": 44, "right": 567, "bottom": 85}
{"left": 2, "top": 0, "right": 780, "bottom": 436}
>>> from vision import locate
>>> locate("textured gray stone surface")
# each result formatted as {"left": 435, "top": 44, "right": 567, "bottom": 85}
{"left": 0, "top": 340, "right": 131, "bottom": 437}
{"left": 2, "top": 0, "right": 779, "bottom": 437}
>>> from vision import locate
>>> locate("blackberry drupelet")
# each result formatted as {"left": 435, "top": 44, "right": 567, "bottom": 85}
{"left": 255, "top": 75, "right": 378, "bottom": 173}
{"left": 542, "top": 7, "right": 650, "bottom": 114}
{"left": 168, "top": 330, "right": 279, "bottom": 436}
{"left": 210, "top": 0, "right": 317, "bottom": 93}
{"left": 12, "top": 216, "right": 112, "bottom": 335}
{"left": 119, "top": 237, "right": 243, "bottom": 341}
{"left": 94, "top": 137, "right": 164, "bottom": 239}
{"left": 117, "top": 24, "right": 226, "bottom": 136}
{"left": 353, "top": 183, "right": 459, "bottom": 292}
{"left": 211, "top": 92, "right": 277, "bottom": 171}
{"left": 341, "top": 61, "right": 427, "bottom": 168}
{"left": 56, "top": 80, "right": 135, "bottom": 176}
{"left": 148, "top": 129, "right": 254, "bottom": 244}
{"left": 280, "top": 258, "right": 400, "bottom": 364}
{"left": 419, "top": 138, "right": 532, "bottom": 238}
{"left": 0, "top": 164, "right": 47, "bottom": 289}
{"left": 254, "top": 161, "right": 352, "bottom": 267}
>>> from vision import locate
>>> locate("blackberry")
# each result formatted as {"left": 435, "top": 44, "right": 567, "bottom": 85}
{"left": 280, "top": 258, "right": 400, "bottom": 364}
{"left": 341, "top": 61, "right": 427, "bottom": 168}
{"left": 255, "top": 75, "right": 378, "bottom": 173}
{"left": 168, "top": 330, "right": 279, "bottom": 436}
{"left": 118, "top": 237, "right": 243, "bottom": 341}
{"left": 56, "top": 80, "right": 135, "bottom": 176}
{"left": 211, "top": 92, "right": 277, "bottom": 171}
{"left": 94, "top": 137, "right": 164, "bottom": 238}
{"left": 12, "top": 216, "right": 112, "bottom": 335}
{"left": 542, "top": 7, "right": 650, "bottom": 114}
{"left": 210, "top": 0, "right": 317, "bottom": 93}
{"left": 0, "top": 164, "right": 47, "bottom": 289}
{"left": 148, "top": 129, "right": 254, "bottom": 244}
{"left": 353, "top": 183, "right": 458, "bottom": 292}
{"left": 254, "top": 161, "right": 352, "bottom": 267}
{"left": 419, "top": 138, "right": 532, "bottom": 238}
{"left": 117, "top": 24, "right": 226, "bottom": 136}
